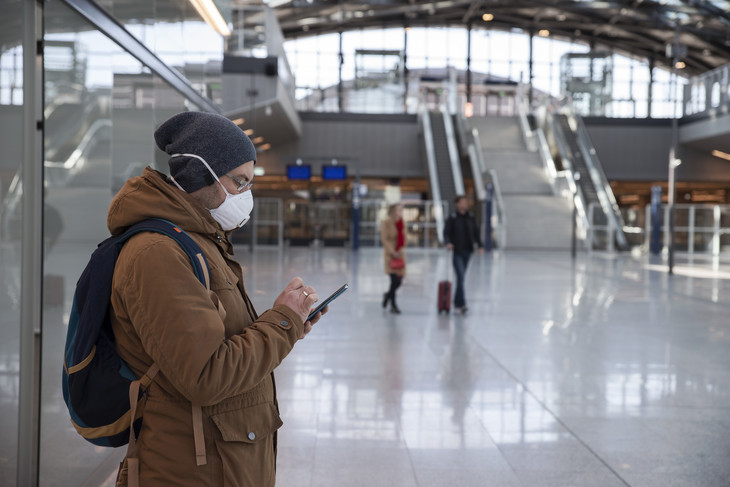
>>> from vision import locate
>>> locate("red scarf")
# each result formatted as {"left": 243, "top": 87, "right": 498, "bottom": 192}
{"left": 395, "top": 219, "right": 405, "bottom": 250}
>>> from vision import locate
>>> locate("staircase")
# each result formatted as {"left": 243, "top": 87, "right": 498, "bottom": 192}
{"left": 471, "top": 115, "right": 573, "bottom": 250}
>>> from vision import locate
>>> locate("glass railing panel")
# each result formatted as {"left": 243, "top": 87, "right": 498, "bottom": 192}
{"left": 39, "top": 1, "right": 205, "bottom": 485}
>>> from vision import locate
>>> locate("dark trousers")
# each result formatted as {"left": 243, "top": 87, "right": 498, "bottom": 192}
{"left": 452, "top": 251, "right": 471, "bottom": 308}
{"left": 387, "top": 273, "right": 402, "bottom": 304}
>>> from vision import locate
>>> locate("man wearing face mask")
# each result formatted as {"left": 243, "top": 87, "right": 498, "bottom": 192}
{"left": 107, "top": 111, "right": 325, "bottom": 486}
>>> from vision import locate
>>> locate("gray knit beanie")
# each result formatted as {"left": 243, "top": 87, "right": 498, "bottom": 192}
{"left": 154, "top": 111, "right": 256, "bottom": 192}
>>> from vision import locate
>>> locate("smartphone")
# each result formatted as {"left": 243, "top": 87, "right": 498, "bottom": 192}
{"left": 307, "top": 283, "right": 349, "bottom": 322}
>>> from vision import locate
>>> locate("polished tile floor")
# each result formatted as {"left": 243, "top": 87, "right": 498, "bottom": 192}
{"left": 261, "top": 248, "right": 730, "bottom": 487}
{"left": 5, "top": 245, "right": 730, "bottom": 486}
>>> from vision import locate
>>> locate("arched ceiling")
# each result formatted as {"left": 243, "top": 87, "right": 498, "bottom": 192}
{"left": 265, "top": 0, "right": 730, "bottom": 76}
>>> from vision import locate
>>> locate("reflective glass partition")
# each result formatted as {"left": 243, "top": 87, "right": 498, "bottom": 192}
{"left": 0, "top": 2, "right": 23, "bottom": 485}
{"left": 40, "top": 0, "right": 209, "bottom": 484}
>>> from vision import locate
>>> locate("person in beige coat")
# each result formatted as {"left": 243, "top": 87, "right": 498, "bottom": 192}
{"left": 109, "top": 112, "right": 326, "bottom": 486}
{"left": 380, "top": 203, "right": 406, "bottom": 313}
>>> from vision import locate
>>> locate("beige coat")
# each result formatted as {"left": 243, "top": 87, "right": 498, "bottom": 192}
{"left": 108, "top": 167, "right": 304, "bottom": 486}
{"left": 380, "top": 217, "right": 406, "bottom": 276}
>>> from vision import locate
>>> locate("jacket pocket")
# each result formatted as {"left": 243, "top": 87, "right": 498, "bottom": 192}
{"left": 209, "top": 265, "right": 239, "bottom": 293}
{"left": 208, "top": 266, "right": 239, "bottom": 321}
{"left": 210, "top": 402, "right": 282, "bottom": 443}
{"left": 210, "top": 403, "right": 282, "bottom": 486}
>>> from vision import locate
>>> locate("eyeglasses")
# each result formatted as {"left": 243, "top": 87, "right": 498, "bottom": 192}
{"left": 224, "top": 173, "right": 254, "bottom": 193}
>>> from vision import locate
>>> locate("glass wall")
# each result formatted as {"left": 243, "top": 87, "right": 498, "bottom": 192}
{"left": 98, "top": 0, "right": 225, "bottom": 102}
{"left": 0, "top": 2, "right": 23, "bottom": 484}
{"left": 285, "top": 26, "right": 686, "bottom": 118}
{"left": 38, "top": 0, "right": 216, "bottom": 484}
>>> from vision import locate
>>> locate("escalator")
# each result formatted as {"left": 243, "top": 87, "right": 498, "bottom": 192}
{"left": 551, "top": 111, "right": 629, "bottom": 250}
{"left": 419, "top": 108, "right": 466, "bottom": 244}
{"left": 555, "top": 114, "right": 602, "bottom": 222}
{"left": 429, "top": 111, "right": 458, "bottom": 208}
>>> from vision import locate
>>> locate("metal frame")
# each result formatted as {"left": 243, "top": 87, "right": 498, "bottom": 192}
{"left": 61, "top": 0, "right": 222, "bottom": 114}
{"left": 642, "top": 203, "right": 730, "bottom": 256}
{"left": 18, "top": 1, "right": 44, "bottom": 485}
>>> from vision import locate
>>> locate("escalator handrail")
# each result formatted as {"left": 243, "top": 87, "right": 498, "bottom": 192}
{"left": 516, "top": 82, "right": 538, "bottom": 152}
{"left": 418, "top": 105, "right": 445, "bottom": 244}
{"left": 441, "top": 107, "right": 465, "bottom": 196}
{"left": 485, "top": 168, "right": 507, "bottom": 248}
{"left": 547, "top": 112, "right": 591, "bottom": 236}
{"left": 455, "top": 113, "right": 486, "bottom": 202}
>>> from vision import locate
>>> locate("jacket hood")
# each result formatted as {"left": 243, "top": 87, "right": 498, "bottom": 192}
{"left": 108, "top": 167, "right": 219, "bottom": 236}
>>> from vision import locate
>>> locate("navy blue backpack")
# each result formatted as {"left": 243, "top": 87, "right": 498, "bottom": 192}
{"left": 62, "top": 218, "right": 210, "bottom": 447}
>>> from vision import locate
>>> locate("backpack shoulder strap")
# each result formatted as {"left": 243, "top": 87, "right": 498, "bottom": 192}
{"left": 120, "top": 219, "right": 210, "bottom": 290}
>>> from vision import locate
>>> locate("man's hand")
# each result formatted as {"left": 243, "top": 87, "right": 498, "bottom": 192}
{"left": 446, "top": 243, "right": 454, "bottom": 250}
{"left": 274, "top": 277, "right": 319, "bottom": 327}
{"left": 300, "top": 305, "right": 328, "bottom": 339}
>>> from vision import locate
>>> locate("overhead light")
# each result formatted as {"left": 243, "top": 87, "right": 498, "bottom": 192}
{"left": 712, "top": 150, "right": 730, "bottom": 161}
{"left": 244, "top": 129, "right": 254, "bottom": 136}
{"left": 538, "top": 29, "right": 550, "bottom": 37}
{"left": 232, "top": 118, "right": 245, "bottom": 126}
{"left": 261, "top": 0, "right": 293, "bottom": 7}
{"left": 464, "top": 101, "right": 474, "bottom": 118}
{"left": 188, "top": 0, "right": 231, "bottom": 36}
{"left": 297, "top": 17, "right": 321, "bottom": 26}
{"left": 254, "top": 166, "right": 266, "bottom": 176}
{"left": 258, "top": 143, "right": 271, "bottom": 152}
{"left": 482, "top": 13, "right": 494, "bottom": 21}
{"left": 675, "top": 61, "right": 686, "bottom": 69}
{"left": 252, "top": 136, "right": 265, "bottom": 144}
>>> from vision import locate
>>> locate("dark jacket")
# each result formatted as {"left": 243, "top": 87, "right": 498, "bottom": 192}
{"left": 443, "top": 211, "right": 483, "bottom": 252}
{"left": 108, "top": 167, "right": 304, "bottom": 486}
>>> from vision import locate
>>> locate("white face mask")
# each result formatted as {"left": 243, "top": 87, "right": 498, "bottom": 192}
{"left": 169, "top": 153, "right": 254, "bottom": 231}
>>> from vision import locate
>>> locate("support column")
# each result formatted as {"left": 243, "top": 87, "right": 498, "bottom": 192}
{"left": 403, "top": 26, "right": 409, "bottom": 111}
{"left": 528, "top": 30, "right": 534, "bottom": 104}
{"left": 18, "top": 0, "right": 44, "bottom": 485}
{"left": 466, "top": 22, "right": 472, "bottom": 110}
{"left": 648, "top": 57, "right": 654, "bottom": 119}
{"left": 338, "top": 30, "right": 344, "bottom": 112}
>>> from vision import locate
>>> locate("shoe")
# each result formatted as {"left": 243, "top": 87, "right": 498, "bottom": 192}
{"left": 382, "top": 293, "right": 389, "bottom": 309}
{"left": 456, "top": 306, "right": 468, "bottom": 314}
{"left": 390, "top": 304, "right": 401, "bottom": 314}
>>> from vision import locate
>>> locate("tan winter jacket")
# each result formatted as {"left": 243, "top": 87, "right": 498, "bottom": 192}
{"left": 108, "top": 167, "right": 304, "bottom": 486}
{"left": 380, "top": 217, "right": 406, "bottom": 276}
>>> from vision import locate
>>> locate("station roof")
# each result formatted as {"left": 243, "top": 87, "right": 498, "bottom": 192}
{"left": 269, "top": 0, "right": 730, "bottom": 76}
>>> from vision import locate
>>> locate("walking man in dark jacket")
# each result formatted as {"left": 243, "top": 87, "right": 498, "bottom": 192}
{"left": 443, "top": 195, "right": 484, "bottom": 314}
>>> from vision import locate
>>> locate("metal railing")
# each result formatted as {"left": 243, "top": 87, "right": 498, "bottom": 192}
{"left": 516, "top": 82, "right": 538, "bottom": 152}
{"left": 483, "top": 169, "right": 506, "bottom": 248}
{"left": 587, "top": 203, "right": 730, "bottom": 255}
{"left": 251, "top": 197, "right": 284, "bottom": 248}
{"left": 359, "top": 200, "right": 448, "bottom": 249}
{"left": 683, "top": 62, "right": 730, "bottom": 119}
{"left": 645, "top": 203, "right": 730, "bottom": 256}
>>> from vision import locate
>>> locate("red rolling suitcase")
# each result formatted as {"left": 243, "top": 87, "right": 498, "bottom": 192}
{"left": 438, "top": 250, "right": 452, "bottom": 314}
{"left": 438, "top": 280, "right": 451, "bottom": 313}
